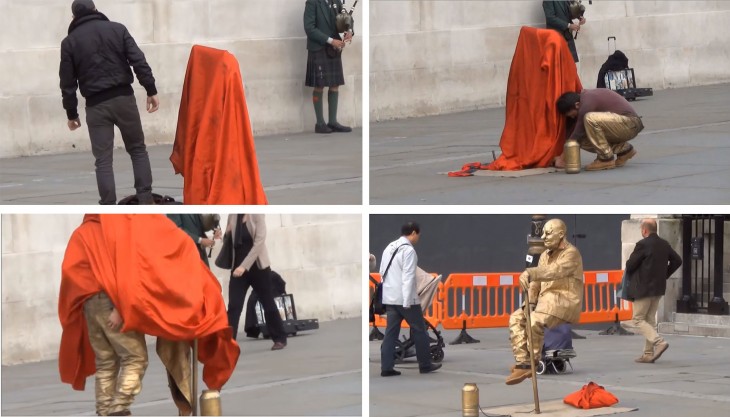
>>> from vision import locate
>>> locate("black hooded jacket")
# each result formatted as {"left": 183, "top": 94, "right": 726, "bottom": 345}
{"left": 596, "top": 50, "right": 629, "bottom": 88}
{"left": 59, "top": 11, "right": 157, "bottom": 120}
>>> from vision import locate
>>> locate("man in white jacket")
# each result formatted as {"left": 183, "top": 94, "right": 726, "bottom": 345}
{"left": 379, "top": 222, "right": 441, "bottom": 377}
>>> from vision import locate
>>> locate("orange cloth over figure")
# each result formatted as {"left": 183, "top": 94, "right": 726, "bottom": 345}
{"left": 486, "top": 26, "right": 583, "bottom": 170}
{"left": 564, "top": 382, "right": 619, "bottom": 409}
{"left": 59, "top": 214, "right": 239, "bottom": 391}
{"left": 170, "top": 45, "right": 268, "bottom": 204}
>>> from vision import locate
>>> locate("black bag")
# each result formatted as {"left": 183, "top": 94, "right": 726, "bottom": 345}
{"left": 369, "top": 245, "right": 405, "bottom": 318}
{"left": 117, "top": 193, "right": 182, "bottom": 205}
{"left": 214, "top": 231, "right": 233, "bottom": 269}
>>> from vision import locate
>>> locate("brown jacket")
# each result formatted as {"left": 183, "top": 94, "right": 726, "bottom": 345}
{"left": 526, "top": 242, "right": 584, "bottom": 323}
{"left": 224, "top": 214, "right": 271, "bottom": 271}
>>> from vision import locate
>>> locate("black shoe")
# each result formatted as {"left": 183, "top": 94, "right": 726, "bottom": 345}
{"left": 381, "top": 369, "right": 401, "bottom": 377}
{"left": 419, "top": 363, "right": 442, "bottom": 374}
{"left": 315, "top": 123, "right": 333, "bottom": 134}
{"left": 271, "top": 341, "right": 287, "bottom": 351}
{"left": 327, "top": 122, "right": 352, "bottom": 133}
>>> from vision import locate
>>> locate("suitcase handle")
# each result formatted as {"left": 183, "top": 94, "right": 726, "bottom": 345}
{"left": 607, "top": 36, "right": 616, "bottom": 55}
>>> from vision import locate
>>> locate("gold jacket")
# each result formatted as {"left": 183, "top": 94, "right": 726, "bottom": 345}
{"left": 526, "top": 242, "right": 584, "bottom": 323}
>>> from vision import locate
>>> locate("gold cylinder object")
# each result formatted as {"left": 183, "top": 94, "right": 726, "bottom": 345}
{"left": 462, "top": 383, "right": 479, "bottom": 417}
{"left": 200, "top": 390, "right": 222, "bottom": 416}
{"left": 564, "top": 140, "right": 581, "bottom": 174}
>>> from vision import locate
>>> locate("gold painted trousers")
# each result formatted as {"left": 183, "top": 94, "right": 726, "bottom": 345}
{"left": 580, "top": 112, "right": 644, "bottom": 160}
{"left": 84, "top": 293, "right": 148, "bottom": 416}
{"left": 508, "top": 307, "right": 566, "bottom": 364}
{"left": 621, "top": 295, "right": 664, "bottom": 355}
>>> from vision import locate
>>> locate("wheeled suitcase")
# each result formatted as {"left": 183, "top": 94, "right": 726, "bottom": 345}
{"left": 602, "top": 36, "right": 653, "bottom": 101}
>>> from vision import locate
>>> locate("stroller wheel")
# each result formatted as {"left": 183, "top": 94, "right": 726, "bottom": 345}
{"left": 536, "top": 360, "right": 546, "bottom": 375}
{"left": 553, "top": 359, "right": 567, "bottom": 373}
{"left": 430, "top": 345, "right": 444, "bottom": 363}
{"left": 394, "top": 339, "right": 406, "bottom": 363}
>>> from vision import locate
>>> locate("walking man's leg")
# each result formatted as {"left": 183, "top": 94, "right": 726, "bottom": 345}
{"left": 401, "top": 305, "right": 438, "bottom": 373}
{"left": 115, "top": 95, "right": 153, "bottom": 204}
{"left": 86, "top": 103, "right": 118, "bottom": 205}
{"left": 381, "top": 305, "right": 404, "bottom": 376}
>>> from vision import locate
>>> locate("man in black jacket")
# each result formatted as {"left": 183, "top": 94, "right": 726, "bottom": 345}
{"left": 622, "top": 219, "right": 682, "bottom": 363}
{"left": 60, "top": 0, "right": 159, "bottom": 205}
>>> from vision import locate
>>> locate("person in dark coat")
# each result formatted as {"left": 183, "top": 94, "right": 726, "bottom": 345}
{"left": 304, "top": 0, "right": 354, "bottom": 134}
{"left": 59, "top": 0, "right": 159, "bottom": 205}
{"left": 621, "top": 219, "right": 682, "bottom": 364}
{"left": 167, "top": 214, "right": 221, "bottom": 266}
{"left": 543, "top": 1, "right": 585, "bottom": 63}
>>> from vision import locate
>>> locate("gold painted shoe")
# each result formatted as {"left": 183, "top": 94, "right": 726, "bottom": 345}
{"left": 505, "top": 364, "right": 532, "bottom": 385}
{"left": 651, "top": 341, "right": 669, "bottom": 362}
{"left": 634, "top": 353, "right": 653, "bottom": 363}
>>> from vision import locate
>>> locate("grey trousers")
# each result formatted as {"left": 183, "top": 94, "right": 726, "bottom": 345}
{"left": 85, "top": 95, "right": 153, "bottom": 205}
{"left": 380, "top": 305, "right": 432, "bottom": 372}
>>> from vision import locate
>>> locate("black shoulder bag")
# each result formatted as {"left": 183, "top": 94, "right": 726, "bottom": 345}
{"left": 369, "top": 245, "right": 404, "bottom": 319}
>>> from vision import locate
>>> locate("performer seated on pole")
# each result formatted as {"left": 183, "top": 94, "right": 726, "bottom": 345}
{"left": 506, "top": 219, "right": 584, "bottom": 385}
{"left": 59, "top": 215, "right": 240, "bottom": 416}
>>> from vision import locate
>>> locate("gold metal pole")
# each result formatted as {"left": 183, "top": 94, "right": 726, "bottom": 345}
{"left": 192, "top": 339, "right": 198, "bottom": 416}
{"left": 523, "top": 289, "right": 541, "bottom": 414}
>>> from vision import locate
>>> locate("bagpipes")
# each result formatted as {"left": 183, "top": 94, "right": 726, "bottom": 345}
{"left": 335, "top": 0, "right": 358, "bottom": 33}
{"left": 199, "top": 214, "right": 221, "bottom": 258}
{"left": 568, "top": 0, "right": 589, "bottom": 40}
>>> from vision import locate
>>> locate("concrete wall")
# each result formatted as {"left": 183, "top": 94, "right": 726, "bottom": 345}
{"left": 1, "top": 213, "right": 362, "bottom": 365}
{"left": 621, "top": 215, "right": 730, "bottom": 322}
{"left": 370, "top": 0, "right": 730, "bottom": 121}
{"left": 0, "top": 0, "right": 362, "bottom": 158}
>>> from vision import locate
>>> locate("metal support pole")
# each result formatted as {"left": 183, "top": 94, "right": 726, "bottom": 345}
{"left": 523, "top": 289, "right": 540, "bottom": 414}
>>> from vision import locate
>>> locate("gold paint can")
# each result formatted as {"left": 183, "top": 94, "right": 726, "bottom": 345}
{"left": 564, "top": 140, "right": 581, "bottom": 174}
{"left": 200, "top": 389, "right": 222, "bottom": 416}
{"left": 462, "top": 383, "right": 479, "bottom": 417}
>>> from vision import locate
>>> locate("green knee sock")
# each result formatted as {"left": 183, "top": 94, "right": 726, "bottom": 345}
{"left": 313, "top": 90, "right": 325, "bottom": 125}
{"left": 328, "top": 90, "right": 339, "bottom": 125}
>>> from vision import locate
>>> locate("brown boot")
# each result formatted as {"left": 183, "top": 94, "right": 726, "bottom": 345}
{"left": 506, "top": 363, "right": 532, "bottom": 385}
{"left": 585, "top": 157, "right": 616, "bottom": 171}
{"left": 651, "top": 341, "right": 669, "bottom": 362}
{"left": 634, "top": 353, "right": 653, "bottom": 363}
{"left": 615, "top": 148, "right": 637, "bottom": 167}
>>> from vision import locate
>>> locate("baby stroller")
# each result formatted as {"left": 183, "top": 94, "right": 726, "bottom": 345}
{"left": 537, "top": 323, "right": 576, "bottom": 375}
{"left": 393, "top": 268, "right": 445, "bottom": 363}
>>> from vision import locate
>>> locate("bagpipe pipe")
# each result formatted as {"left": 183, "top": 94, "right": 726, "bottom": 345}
{"left": 336, "top": 0, "right": 358, "bottom": 33}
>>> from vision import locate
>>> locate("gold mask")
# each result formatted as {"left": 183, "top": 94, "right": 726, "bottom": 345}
{"left": 542, "top": 219, "right": 567, "bottom": 250}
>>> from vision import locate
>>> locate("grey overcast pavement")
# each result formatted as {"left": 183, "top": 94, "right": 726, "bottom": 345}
{"left": 0, "top": 129, "right": 362, "bottom": 205}
{"left": 370, "top": 84, "right": 730, "bottom": 205}
{"left": 1, "top": 318, "right": 361, "bottom": 416}
{"left": 369, "top": 326, "right": 730, "bottom": 417}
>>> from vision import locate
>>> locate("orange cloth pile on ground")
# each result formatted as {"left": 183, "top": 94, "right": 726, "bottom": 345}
{"left": 58, "top": 214, "right": 239, "bottom": 391}
{"left": 564, "top": 382, "right": 619, "bottom": 409}
{"left": 170, "top": 45, "right": 268, "bottom": 204}
{"left": 449, "top": 26, "right": 582, "bottom": 176}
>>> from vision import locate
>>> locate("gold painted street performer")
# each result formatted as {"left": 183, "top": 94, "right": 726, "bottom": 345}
{"left": 58, "top": 214, "right": 239, "bottom": 416}
{"left": 507, "top": 219, "right": 584, "bottom": 385}
{"left": 557, "top": 89, "right": 644, "bottom": 171}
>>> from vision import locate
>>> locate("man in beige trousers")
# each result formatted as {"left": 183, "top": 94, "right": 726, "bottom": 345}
{"left": 622, "top": 219, "right": 682, "bottom": 363}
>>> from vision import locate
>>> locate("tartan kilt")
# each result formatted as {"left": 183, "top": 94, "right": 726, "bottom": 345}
{"left": 305, "top": 48, "right": 345, "bottom": 88}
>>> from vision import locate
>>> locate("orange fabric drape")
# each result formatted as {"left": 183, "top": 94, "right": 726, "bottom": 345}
{"left": 58, "top": 214, "right": 239, "bottom": 391}
{"left": 564, "top": 382, "right": 619, "bottom": 409}
{"left": 486, "top": 26, "right": 583, "bottom": 170}
{"left": 170, "top": 45, "right": 268, "bottom": 205}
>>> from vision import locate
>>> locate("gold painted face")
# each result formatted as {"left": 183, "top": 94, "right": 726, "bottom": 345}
{"left": 542, "top": 219, "right": 567, "bottom": 249}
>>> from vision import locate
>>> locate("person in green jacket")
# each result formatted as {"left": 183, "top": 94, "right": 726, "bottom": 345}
{"left": 304, "top": 0, "right": 354, "bottom": 134}
{"left": 543, "top": 1, "right": 586, "bottom": 63}
{"left": 167, "top": 214, "right": 220, "bottom": 266}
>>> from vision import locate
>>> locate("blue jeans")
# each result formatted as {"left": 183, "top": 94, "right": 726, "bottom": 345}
{"left": 380, "top": 304, "right": 432, "bottom": 372}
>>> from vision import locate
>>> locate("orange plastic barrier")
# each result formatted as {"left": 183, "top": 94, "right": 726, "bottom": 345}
{"left": 370, "top": 270, "right": 632, "bottom": 330}
{"left": 580, "top": 270, "right": 633, "bottom": 323}
{"left": 368, "top": 273, "right": 442, "bottom": 329}
{"left": 441, "top": 273, "right": 523, "bottom": 330}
